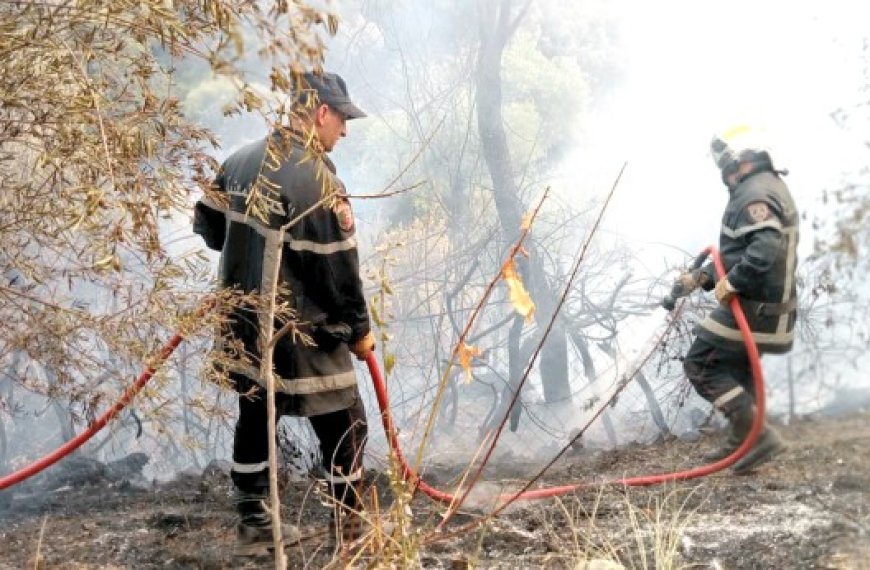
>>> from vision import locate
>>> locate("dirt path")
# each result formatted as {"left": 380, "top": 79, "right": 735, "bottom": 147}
{"left": 1, "top": 410, "right": 868, "bottom": 569}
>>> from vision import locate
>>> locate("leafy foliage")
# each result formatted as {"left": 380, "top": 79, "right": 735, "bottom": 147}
{"left": 0, "top": 1, "right": 334, "bottom": 449}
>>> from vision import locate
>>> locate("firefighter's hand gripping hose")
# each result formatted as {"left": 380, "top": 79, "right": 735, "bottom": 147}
{"left": 1, "top": 247, "right": 765, "bottom": 515}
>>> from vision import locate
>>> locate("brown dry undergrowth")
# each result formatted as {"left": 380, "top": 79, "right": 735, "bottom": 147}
{"left": 3, "top": 410, "right": 868, "bottom": 568}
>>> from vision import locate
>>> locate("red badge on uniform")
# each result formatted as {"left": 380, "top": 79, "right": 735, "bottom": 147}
{"left": 334, "top": 200, "right": 354, "bottom": 232}
{"left": 747, "top": 202, "right": 772, "bottom": 222}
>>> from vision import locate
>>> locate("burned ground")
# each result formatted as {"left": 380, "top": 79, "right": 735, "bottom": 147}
{"left": 1, "top": 410, "right": 868, "bottom": 569}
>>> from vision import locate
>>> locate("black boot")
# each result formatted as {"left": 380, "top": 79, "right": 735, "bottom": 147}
{"left": 234, "top": 487, "right": 301, "bottom": 556}
{"left": 706, "top": 400, "right": 786, "bottom": 474}
{"left": 702, "top": 404, "right": 754, "bottom": 462}
{"left": 702, "top": 422, "right": 742, "bottom": 462}
{"left": 731, "top": 424, "right": 786, "bottom": 474}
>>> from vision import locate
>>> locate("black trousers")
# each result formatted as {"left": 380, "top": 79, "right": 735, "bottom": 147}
{"left": 683, "top": 336, "right": 756, "bottom": 416}
{"left": 230, "top": 374, "right": 368, "bottom": 501}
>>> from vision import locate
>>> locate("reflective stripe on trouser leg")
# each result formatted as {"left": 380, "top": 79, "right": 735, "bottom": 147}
{"left": 683, "top": 337, "right": 754, "bottom": 414}
{"left": 713, "top": 386, "right": 746, "bottom": 411}
{"left": 324, "top": 467, "right": 364, "bottom": 514}
{"left": 232, "top": 461, "right": 269, "bottom": 474}
{"left": 322, "top": 467, "right": 363, "bottom": 485}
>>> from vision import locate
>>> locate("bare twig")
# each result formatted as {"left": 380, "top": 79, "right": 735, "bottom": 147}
{"left": 439, "top": 163, "right": 628, "bottom": 526}
{"left": 376, "top": 113, "right": 448, "bottom": 195}
{"left": 349, "top": 180, "right": 427, "bottom": 200}
{"left": 412, "top": 187, "right": 550, "bottom": 473}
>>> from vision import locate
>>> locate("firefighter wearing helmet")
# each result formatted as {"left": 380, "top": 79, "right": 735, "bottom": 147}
{"left": 666, "top": 125, "right": 799, "bottom": 473}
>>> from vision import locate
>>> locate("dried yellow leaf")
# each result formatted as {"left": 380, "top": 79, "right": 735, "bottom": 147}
{"left": 502, "top": 259, "right": 536, "bottom": 323}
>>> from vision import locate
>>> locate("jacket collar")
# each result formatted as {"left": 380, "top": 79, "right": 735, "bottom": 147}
{"left": 270, "top": 127, "right": 336, "bottom": 173}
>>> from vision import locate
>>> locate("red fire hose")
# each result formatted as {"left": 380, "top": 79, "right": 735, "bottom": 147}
{"left": 0, "top": 334, "right": 184, "bottom": 491}
{"left": 365, "top": 245, "right": 766, "bottom": 503}
{"left": 1, "top": 246, "right": 764, "bottom": 506}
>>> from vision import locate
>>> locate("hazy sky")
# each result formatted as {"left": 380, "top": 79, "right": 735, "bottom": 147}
{"left": 193, "top": 0, "right": 869, "bottom": 287}
{"left": 552, "top": 0, "right": 868, "bottom": 271}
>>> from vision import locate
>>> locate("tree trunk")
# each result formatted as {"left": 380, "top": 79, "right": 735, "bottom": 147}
{"left": 634, "top": 371, "right": 671, "bottom": 437}
{"left": 475, "top": 0, "right": 571, "bottom": 405}
{"left": 568, "top": 331, "right": 618, "bottom": 446}
{"left": 787, "top": 355, "right": 795, "bottom": 423}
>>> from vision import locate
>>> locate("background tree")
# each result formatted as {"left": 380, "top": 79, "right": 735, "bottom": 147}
{"left": 310, "top": 1, "right": 672, "bottom": 460}
{"left": 0, "top": 1, "right": 335, "bottom": 473}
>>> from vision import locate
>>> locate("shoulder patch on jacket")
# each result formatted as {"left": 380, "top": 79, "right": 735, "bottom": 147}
{"left": 746, "top": 201, "right": 772, "bottom": 223}
{"left": 334, "top": 200, "right": 354, "bottom": 232}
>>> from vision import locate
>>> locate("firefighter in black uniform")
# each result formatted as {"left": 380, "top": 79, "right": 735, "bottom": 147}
{"left": 667, "top": 125, "right": 798, "bottom": 474}
{"left": 193, "top": 72, "right": 375, "bottom": 554}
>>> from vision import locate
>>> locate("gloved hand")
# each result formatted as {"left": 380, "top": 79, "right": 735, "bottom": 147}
{"left": 662, "top": 270, "right": 703, "bottom": 310}
{"left": 349, "top": 331, "right": 376, "bottom": 360}
{"left": 714, "top": 278, "right": 737, "bottom": 307}
{"left": 675, "top": 271, "right": 701, "bottom": 295}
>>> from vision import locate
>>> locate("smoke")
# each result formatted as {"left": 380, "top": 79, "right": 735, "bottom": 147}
{"left": 253, "top": 1, "right": 870, "bottom": 476}
{"left": 5, "top": 1, "right": 868, "bottom": 491}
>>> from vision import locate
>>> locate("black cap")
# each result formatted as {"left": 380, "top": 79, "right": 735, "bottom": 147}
{"left": 300, "top": 72, "right": 366, "bottom": 120}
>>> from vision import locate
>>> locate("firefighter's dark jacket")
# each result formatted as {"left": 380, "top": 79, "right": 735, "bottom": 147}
{"left": 193, "top": 129, "right": 370, "bottom": 414}
{"left": 696, "top": 170, "right": 799, "bottom": 354}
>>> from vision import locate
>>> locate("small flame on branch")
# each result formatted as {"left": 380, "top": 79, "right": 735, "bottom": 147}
{"left": 457, "top": 342, "right": 482, "bottom": 384}
{"left": 501, "top": 258, "right": 535, "bottom": 323}
{"left": 520, "top": 212, "right": 533, "bottom": 231}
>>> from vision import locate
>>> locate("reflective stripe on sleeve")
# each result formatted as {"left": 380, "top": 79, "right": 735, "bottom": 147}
{"left": 720, "top": 220, "right": 793, "bottom": 239}
{"left": 286, "top": 236, "right": 357, "bottom": 254}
